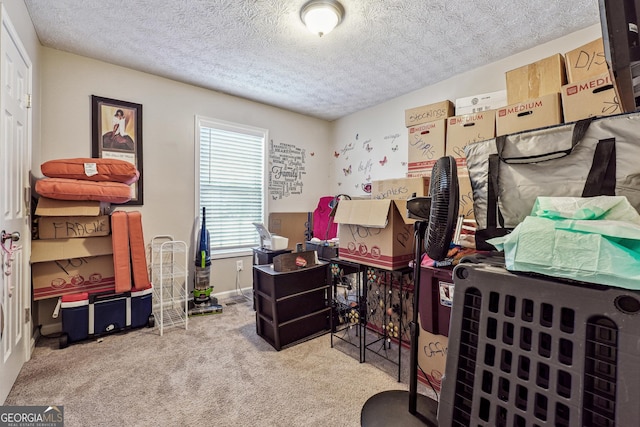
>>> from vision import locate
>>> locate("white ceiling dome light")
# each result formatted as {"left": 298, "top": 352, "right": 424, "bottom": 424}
{"left": 300, "top": 0, "right": 345, "bottom": 37}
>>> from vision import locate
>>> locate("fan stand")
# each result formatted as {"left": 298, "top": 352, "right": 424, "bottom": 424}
{"left": 360, "top": 220, "right": 438, "bottom": 427}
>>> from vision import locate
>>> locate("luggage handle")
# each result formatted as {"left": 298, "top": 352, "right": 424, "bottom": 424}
{"left": 89, "top": 290, "right": 131, "bottom": 304}
{"left": 496, "top": 117, "right": 594, "bottom": 164}
{"left": 582, "top": 137, "right": 616, "bottom": 197}
{"left": 485, "top": 135, "right": 617, "bottom": 229}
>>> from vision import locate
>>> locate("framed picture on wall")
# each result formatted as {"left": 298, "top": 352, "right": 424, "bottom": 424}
{"left": 91, "top": 95, "right": 143, "bottom": 205}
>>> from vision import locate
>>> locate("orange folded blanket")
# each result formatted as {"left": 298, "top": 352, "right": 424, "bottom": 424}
{"left": 41, "top": 158, "right": 139, "bottom": 184}
{"left": 36, "top": 178, "right": 132, "bottom": 204}
{"left": 127, "top": 211, "right": 151, "bottom": 290}
{"left": 111, "top": 211, "right": 132, "bottom": 293}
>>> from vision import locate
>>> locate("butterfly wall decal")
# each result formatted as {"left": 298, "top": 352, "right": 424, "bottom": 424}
{"left": 379, "top": 156, "right": 388, "bottom": 166}
{"left": 343, "top": 165, "right": 352, "bottom": 176}
{"left": 334, "top": 151, "right": 340, "bottom": 158}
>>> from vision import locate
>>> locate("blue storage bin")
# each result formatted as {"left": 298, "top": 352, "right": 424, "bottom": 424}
{"left": 59, "top": 284, "right": 154, "bottom": 348}
{"left": 130, "top": 286, "right": 153, "bottom": 328}
{"left": 61, "top": 292, "right": 89, "bottom": 343}
{"left": 89, "top": 292, "right": 128, "bottom": 335}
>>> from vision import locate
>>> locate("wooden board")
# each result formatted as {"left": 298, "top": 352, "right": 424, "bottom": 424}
{"left": 268, "top": 212, "right": 311, "bottom": 250}
{"left": 273, "top": 251, "right": 318, "bottom": 272}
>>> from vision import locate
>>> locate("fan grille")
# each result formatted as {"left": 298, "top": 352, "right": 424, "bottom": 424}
{"left": 425, "top": 156, "right": 459, "bottom": 260}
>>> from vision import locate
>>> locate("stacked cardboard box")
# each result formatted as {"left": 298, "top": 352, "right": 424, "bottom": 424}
{"left": 505, "top": 53, "right": 567, "bottom": 105}
{"left": 564, "top": 38, "right": 608, "bottom": 84}
{"left": 31, "top": 198, "right": 115, "bottom": 300}
{"left": 561, "top": 38, "right": 621, "bottom": 122}
{"left": 500, "top": 54, "right": 566, "bottom": 135}
{"left": 445, "top": 111, "right": 496, "bottom": 170}
{"left": 496, "top": 92, "right": 563, "bottom": 136}
{"left": 404, "top": 100, "right": 455, "bottom": 128}
{"left": 455, "top": 90, "right": 507, "bottom": 116}
{"left": 417, "top": 319, "right": 449, "bottom": 393}
{"left": 405, "top": 100, "right": 454, "bottom": 176}
{"left": 561, "top": 73, "right": 621, "bottom": 122}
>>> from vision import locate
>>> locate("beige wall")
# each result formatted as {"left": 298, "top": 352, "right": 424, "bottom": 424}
{"left": 37, "top": 48, "right": 333, "bottom": 302}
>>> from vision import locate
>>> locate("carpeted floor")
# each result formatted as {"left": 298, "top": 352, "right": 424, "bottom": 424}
{"left": 5, "top": 297, "right": 437, "bottom": 426}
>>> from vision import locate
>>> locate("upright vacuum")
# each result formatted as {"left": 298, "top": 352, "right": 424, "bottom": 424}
{"left": 188, "top": 207, "right": 223, "bottom": 315}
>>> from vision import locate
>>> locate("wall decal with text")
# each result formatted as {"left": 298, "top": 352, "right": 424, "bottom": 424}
{"left": 269, "top": 140, "right": 307, "bottom": 199}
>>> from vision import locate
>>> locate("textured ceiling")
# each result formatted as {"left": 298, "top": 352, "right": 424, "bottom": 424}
{"left": 24, "top": 0, "right": 601, "bottom": 121}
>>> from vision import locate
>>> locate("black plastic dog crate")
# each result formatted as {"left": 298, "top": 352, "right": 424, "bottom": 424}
{"left": 438, "top": 263, "right": 640, "bottom": 427}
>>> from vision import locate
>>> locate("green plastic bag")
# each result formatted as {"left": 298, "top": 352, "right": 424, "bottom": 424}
{"left": 489, "top": 196, "right": 640, "bottom": 290}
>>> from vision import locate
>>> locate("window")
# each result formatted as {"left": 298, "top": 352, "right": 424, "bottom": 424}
{"left": 196, "top": 116, "right": 267, "bottom": 254}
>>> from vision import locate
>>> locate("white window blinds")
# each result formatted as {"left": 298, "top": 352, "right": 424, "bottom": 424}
{"left": 197, "top": 117, "right": 267, "bottom": 251}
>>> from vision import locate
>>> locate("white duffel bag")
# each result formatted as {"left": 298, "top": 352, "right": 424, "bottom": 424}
{"left": 465, "top": 111, "right": 640, "bottom": 248}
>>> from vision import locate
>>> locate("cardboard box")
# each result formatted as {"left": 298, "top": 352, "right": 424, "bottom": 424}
{"left": 272, "top": 250, "right": 320, "bottom": 272}
{"left": 32, "top": 254, "right": 115, "bottom": 300}
{"left": 561, "top": 72, "right": 621, "bottom": 123}
{"left": 268, "top": 212, "right": 310, "bottom": 250}
{"left": 416, "top": 320, "right": 449, "bottom": 392}
{"left": 446, "top": 110, "right": 496, "bottom": 169}
{"left": 38, "top": 215, "right": 111, "bottom": 239}
{"left": 407, "top": 119, "right": 446, "bottom": 176}
{"left": 371, "top": 177, "right": 430, "bottom": 200}
{"left": 458, "top": 174, "right": 474, "bottom": 220}
{"left": 496, "top": 93, "right": 563, "bottom": 136}
{"left": 506, "top": 54, "right": 567, "bottom": 104}
{"left": 404, "top": 100, "right": 454, "bottom": 127}
{"left": 564, "top": 38, "right": 608, "bottom": 83}
{"left": 455, "top": 90, "right": 507, "bottom": 115}
{"left": 35, "top": 197, "right": 110, "bottom": 217}
{"left": 31, "top": 236, "right": 113, "bottom": 263}
{"left": 333, "top": 199, "right": 415, "bottom": 270}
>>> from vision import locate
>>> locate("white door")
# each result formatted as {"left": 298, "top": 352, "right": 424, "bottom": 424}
{"left": 0, "top": 5, "right": 32, "bottom": 404}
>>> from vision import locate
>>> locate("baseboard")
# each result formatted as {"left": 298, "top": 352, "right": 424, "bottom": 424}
{"left": 40, "top": 322, "right": 62, "bottom": 337}
{"left": 213, "top": 287, "right": 252, "bottom": 301}
{"left": 30, "top": 327, "right": 40, "bottom": 356}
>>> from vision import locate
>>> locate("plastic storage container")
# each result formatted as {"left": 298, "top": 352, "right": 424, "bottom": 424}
{"left": 418, "top": 265, "right": 454, "bottom": 336}
{"left": 59, "top": 285, "right": 154, "bottom": 348}
{"left": 438, "top": 262, "right": 640, "bottom": 427}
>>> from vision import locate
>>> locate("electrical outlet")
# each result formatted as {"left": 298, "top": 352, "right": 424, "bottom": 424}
{"left": 236, "top": 260, "right": 244, "bottom": 271}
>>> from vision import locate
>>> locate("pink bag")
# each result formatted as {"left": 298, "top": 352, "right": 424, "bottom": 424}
{"left": 313, "top": 196, "right": 337, "bottom": 240}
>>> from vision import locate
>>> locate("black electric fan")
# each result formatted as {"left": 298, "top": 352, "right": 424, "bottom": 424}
{"left": 360, "top": 156, "right": 459, "bottom": 427}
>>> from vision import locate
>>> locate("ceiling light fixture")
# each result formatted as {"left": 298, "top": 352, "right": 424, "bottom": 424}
{"left": 300, "top": 0, "right": 345, "bottom": 37}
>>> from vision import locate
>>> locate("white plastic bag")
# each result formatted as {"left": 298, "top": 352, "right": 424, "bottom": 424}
{"left": 489, "top": 196, "right": 640, "bottom": 290}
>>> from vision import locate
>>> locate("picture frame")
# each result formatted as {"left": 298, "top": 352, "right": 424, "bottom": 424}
{"left": 91, "top": 95, "right": 143, "bottom": 205}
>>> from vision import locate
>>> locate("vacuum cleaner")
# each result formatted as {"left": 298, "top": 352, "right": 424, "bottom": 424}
{"left": 188, "top": 207, "right": 223, "bottom": 316}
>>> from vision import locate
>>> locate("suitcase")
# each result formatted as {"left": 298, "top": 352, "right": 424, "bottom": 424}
{"left": 58, "top": 285, "right": 154, "bottom": 348}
